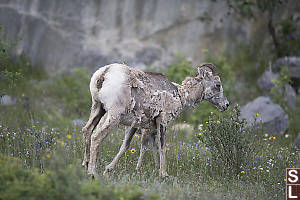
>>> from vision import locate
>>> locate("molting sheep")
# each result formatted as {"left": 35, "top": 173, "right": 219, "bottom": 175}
{"left": 82, "top": 63, "right": 229, "bottom": 177}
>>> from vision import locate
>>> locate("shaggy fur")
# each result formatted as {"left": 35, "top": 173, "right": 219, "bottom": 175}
{"left": 82, "top": 63, "right": 229, "bottom": 177}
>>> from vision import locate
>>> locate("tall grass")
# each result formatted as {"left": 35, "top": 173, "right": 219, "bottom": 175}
{"left": 1, "top": 101, "right": 298, "bottom": 199}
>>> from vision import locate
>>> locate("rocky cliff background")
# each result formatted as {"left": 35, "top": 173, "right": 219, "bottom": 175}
{"left": 0, "top": 0, "right": 277, "bottom": 73}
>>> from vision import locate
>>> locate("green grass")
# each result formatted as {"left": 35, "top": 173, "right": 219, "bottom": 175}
{"left": 0, "top": 99, "right": 298, "bottom": 199}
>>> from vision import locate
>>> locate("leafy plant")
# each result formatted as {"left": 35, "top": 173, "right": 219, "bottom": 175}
{"left": 0, "top": 25, "right": 46, "bottom": 96}
{"left": 164, "top": 56, "right": 195, "bottom": 84}
{"left": 0, "top": 155, "right": 57, "bottom": 200}
{"left": 224, "top": 0, "right": 300, "bottom": 57}
{"left": 45, "top": 68, "right": 91, "bottom": 118}
{"left": 270, "top": 66, "right": 291, "bottom": 110}
{"left": 198, "top": 105, "right": 252, "bottom": 177}
{"left": 0, "top": 154, "right": 158, "bottom": 200}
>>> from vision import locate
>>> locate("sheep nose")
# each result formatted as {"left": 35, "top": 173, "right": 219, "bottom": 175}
{"left": 225, "top": 102, "right": 229, "bottom": 108}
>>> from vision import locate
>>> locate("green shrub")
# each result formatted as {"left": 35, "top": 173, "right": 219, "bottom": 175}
{"left": 0, "top": 26, "right": 46, "bottom": 96}
{"left": 0, "top": 152, "right": 159, "bottom": 200}
{"left": 270, "top": 66, "right": 291, "bottom": 111}
{"left": 45, "top": 68, "right": 91, "bottom": 118}
{"left": 276, "top": 17, "right": 300, "bottom": 56}
{"left": 0, "top": 155, "right": 57, "bottom": 200}
{"left": 164, "top": 56, "right": 195, "bottom": 83}
{"left": 198, "top": 105, "right": 252, "bottom": 177}
{"left": 269, "top": 66, "right": 300, "bottom": 137}
{"left": 196, "top": 104, "right": 298, "bottom": 198}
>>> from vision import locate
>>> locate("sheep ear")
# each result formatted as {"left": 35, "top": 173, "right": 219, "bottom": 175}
{"left": 197, "top": 67, "right": 205, "bottom": 78}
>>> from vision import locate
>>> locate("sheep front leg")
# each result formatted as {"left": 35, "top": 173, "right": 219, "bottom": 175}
{"left": 104, "top": 126, "right": 137, "bottom": 175}
{"left": 156, "top": 118, "right": 168, "bottom": 177}
{"left": 88, "top": 112, "right": 120, "bottom": 177}
{"left": 159, "top": 128, "right": 168, "bottom": 178}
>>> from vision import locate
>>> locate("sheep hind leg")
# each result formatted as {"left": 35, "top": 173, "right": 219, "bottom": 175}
{"left": 82, "top": 102, "right": 104, "bottom": 169}
{"left": 104, "top": 124, "right": 137, "bottom": 176}
{"left": 88, "top": 112, "right": 120, "bottom": 177}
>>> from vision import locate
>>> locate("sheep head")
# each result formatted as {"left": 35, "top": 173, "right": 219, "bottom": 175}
{"left": 196, "top": 63, "right": 229, "bottom": 111}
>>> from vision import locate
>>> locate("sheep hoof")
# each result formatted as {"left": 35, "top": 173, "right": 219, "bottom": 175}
{"left": 160, "top": 172, "right": 169, "bottom": 178}
{"left": 135, "top": 167, "right": 142, "bottom": 174}
{"left": 103, "top": 170, "right": 109, "bottom": 177}
{"left": 82, "top": 160, "right": 88, "bottom": 169}
{"left": 87, "top": 167, "right": 97, "bottom": 178}
{"left": 103, "top": 169, "right": 111, "bottom": 177}
{"left": 103, "top": 165, "right": 113, "bottom": 176}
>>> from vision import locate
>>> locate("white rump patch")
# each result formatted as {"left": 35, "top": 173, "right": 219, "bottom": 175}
{"left": 99, "top": 64, "right": 127, "bottom": 110}
{"left": 90, "top": 65, "right": 109, "bottom": 98}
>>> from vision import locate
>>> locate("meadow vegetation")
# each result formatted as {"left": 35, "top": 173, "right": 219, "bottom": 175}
{"left": 1, "top": 25, "right": 300, "bottom": 200}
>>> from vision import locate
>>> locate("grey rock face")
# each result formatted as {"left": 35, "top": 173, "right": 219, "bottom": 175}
{"left": 0, "top": 0, "right": 253, "bottom": 73}
{"left": 257, "top": 68, "right": 278, "bottom": 93}
{"left": 284, "top": 84, "right": 296, "bottom": 108}
{"left": 240, "top": 96, "right": 289, "bottom": 135}
{"left": 257, "top": 67, "right": 296, "bottom": 108}
{"left": 294, "top": 132, "right": 300, "bottom": 149}
{"left": 271, "top": 56, "right": 300, "bottom": 92}
{"left": 272, "top": 57, "right": 300, "bottom": 78}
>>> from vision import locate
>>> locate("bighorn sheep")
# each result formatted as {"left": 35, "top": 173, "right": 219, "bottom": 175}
{"left": 82, "top": 63, "right": 229, "bottom": 177}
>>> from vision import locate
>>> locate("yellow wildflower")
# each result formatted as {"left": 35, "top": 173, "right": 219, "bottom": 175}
{"left": 205, "top": 121, "right": 209, "bottom": 124}
{"left": 134, "top": 134, "right": 140, "bottom": 139}
{"left": 284, "top": 178, "right": 287, "bottom": 182}
{"left": 67, "top": 134, "right": 72, "bottom": 139}
{"left": 60, "top": 141, "right": 65, "bottom": 147}
{"left": 113, "top": 189, "right": 117, "bottom": 193}
{"left": 120, "top": 197, "right": 124, "bottom": 200}
{"left": 46, "top": 154, "right": 51, "bottom": 159}
{"left": 264, "top": 138, "right": 267, "bottom": 141}
{"left": 199, "top": 132, "right": 202, "bottom": 136}
{"left": 269, "top": 136, "right": 276, "bottom": 141}
{"left": 130, "top": 148, "right": 136, "bottom": 154}
{"left": 256, "top": 113, "right": 259, "bottom": 117}
{"left": 241, "top": 171, "right": 245, "bottom": 174}
{"left": 217, "top": 120, "right": 220, "bottom": 123}
{"left": 21, "top": 93, "right": 25, "bottom": 97}
{"left": 26, "top": 151, "right": 29, "bottom": 155}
